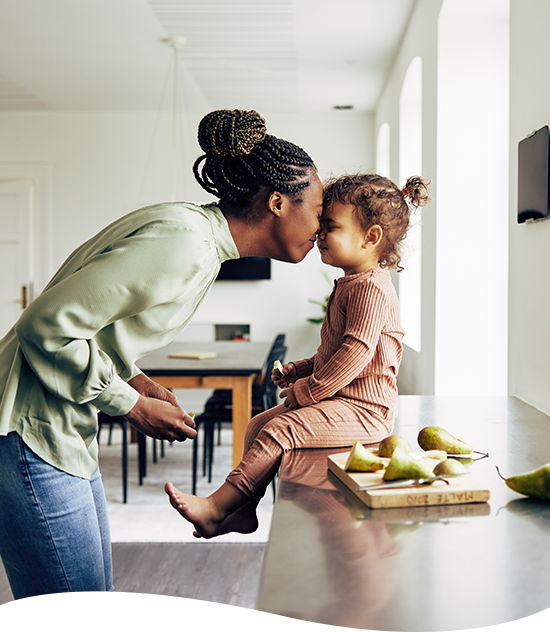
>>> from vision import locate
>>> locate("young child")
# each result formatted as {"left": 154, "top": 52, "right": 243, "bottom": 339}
{"left": 165, "top": 173, "right": 430, "bottom": 538}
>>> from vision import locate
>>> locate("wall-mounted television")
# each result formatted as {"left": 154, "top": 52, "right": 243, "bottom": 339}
{"left": 518, "top": 125, "right": 550, "bottom": 224}
{"left": 216, "top": 257, "right": 271, "bottom": 281}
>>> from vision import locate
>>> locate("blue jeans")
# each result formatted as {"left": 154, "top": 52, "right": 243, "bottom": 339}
{"left": 0, "top": 432, "right": 113, "bottom": 599}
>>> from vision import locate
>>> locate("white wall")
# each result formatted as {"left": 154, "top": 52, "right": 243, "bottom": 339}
{"left": 435, "top": 0, "right": 509, "bottom": 396}
{"left": 0, "top": 109, "right": 373, "bottom": 362}
{"left": 508, "top": 0, "right": 550, "bottom": 415}
{"left": 376, "top": 0, "right": 510, "bottom": 398}
{"left": 374, "top": 0, "right": 442, "bottom": 394}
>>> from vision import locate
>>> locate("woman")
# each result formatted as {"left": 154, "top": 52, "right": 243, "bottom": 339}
{"left": 0, "top": 109, "right": 323, "bottom": 599}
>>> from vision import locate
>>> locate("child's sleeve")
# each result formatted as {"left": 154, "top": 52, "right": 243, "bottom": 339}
{"left": 290, "top": 357, "right": 315, "bottom": 378}
{"left": 292, "top": 281, "right": 388, "bottom": 406}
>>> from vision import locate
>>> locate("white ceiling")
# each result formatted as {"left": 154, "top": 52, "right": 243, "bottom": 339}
{"left": 0, "top": 0, "right": 415, "bottom": 113}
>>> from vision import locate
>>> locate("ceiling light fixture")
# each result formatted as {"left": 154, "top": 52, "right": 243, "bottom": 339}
{"left": 138, "top": 37, "right": 189, "bottom": 205}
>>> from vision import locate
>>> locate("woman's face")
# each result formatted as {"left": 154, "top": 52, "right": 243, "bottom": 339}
{"left": 274, "top": 170, "right": 323, "bottom": 263}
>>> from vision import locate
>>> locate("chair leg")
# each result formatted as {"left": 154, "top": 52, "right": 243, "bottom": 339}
{"left": 192, "top": 429, "right": 199, "bottom": 495}
{"left": 138, "top": 432, "right": 146, "bottom": 485}
{"left": 207, "top": 422, "right": 215, "bottom": 483}
{"left": 98, "top": 418, "right": 129, "bottom": 503}
{"left": 122, "top": 421, "right": 128, "bottom": 504}
{"left": 153, "top": 439, "right": 157, "bottom": 464}
{"left": 202, "top": 425, "right": 209, "bottom": 477}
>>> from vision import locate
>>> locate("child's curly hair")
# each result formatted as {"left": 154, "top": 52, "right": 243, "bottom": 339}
{"left": 322, "top": 173, "right": 431, "bottom": 270}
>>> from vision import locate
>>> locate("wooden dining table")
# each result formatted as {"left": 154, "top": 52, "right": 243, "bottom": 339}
{"left": 136, "top": 340, "right": 271, "bottom": 467}
{"left": 257, "top": 395, "right": 550, "bottom": 631}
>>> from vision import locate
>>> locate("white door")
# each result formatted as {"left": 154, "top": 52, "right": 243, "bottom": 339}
{"left": 0, "top": 180, "right": 34, "bottom": 339}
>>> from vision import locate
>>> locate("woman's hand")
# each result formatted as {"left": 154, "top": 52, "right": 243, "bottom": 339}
{"left": 125, "top": 373, "right": 196, "bottom": 442}
{"left": 279, "top": 384, "right": 300, "bottom": 410}
{"left": 272, "top": 361, "right": 298, "bottom": 389}
{"left": 128, "top": 373, "right": 180, "bottom": 406}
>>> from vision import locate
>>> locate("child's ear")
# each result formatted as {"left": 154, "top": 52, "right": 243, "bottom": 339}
{"left": 364, "top": 224, "right": 383, "bottom": 248}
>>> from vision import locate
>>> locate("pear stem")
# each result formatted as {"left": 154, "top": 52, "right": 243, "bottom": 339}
{"left": 474, "top": 450, "right": 489, "bottom": 457}
{"left": 495, "top": 465, "right": 507, "bottom": 481}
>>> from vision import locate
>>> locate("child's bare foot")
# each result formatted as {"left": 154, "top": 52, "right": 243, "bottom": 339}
{"left": 217, "top": 503, "right": 259, "bottom": 536}
{"left": 164, "top": 482, "right": 224, "bottom": 538}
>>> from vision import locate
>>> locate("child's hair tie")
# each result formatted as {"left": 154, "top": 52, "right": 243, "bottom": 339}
{"left": 401, "top": 186, "right": 410, "bottom": 197}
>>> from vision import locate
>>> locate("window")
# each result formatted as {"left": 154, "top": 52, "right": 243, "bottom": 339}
{"left": 399, "top": 56, "right": 423, "bottom": 353}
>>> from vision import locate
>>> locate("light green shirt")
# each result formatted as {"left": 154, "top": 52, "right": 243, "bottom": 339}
{"left": 0, "top": 201, "right": 239, "bottom": 478}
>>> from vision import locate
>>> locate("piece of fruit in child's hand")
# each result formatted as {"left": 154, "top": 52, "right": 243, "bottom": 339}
{"left": 273, "top": 360, "right": 285, "bottom": 378}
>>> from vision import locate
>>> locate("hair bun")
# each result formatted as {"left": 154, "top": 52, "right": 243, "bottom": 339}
{"left": 197, "top": 109, "right": 267, "bottom": 157}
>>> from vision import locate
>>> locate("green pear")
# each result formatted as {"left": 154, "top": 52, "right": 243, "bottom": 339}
{"left": 417, "top": 426, "right": 473, "bottom": 454}
{"left": 383, "top": 446, "right": 434, "bottom": 481}
{"left": 433, "top": 459, "right": 466, "bottom": 476}
{"left": 345, "top": 440, "right": 387, "bottom": 472}
{"left": 496, "top": 464, "right": 550, "bottom": 500}
{"left": 378, "top": 434, "right": 412, "bottom": 458}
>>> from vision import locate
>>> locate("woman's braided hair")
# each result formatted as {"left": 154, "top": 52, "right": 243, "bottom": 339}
{"left": 193, "top": 110, "right": 316, "bottom": 215}
{"left": 323, "top": 173, "right": 430, "bottom": 271}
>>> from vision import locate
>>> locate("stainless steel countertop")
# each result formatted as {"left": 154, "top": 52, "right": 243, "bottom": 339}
{"left": 257, "top": 396, "right": 550, "bottom": 631}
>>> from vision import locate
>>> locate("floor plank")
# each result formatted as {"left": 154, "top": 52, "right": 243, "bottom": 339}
{"left": 194, "top": 543, "right": 266, "bottom": 608}
{"left": 0, "top": 543, "right": 265, "bottom": 608}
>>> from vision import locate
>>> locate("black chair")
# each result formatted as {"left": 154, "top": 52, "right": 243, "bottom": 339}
{"left": 191, "top": 335, "right": 287, "bottom": 495}
{"left": 97, "top": 413, "right": 129, "bottom": 503}
{"left": 197, "top": 333, "right": 286, "bottom": 451}
{"left": 98, "top": 413, "right": 163, "bottom": 502}
{"left": 204, "top": 333, "right": 286, "bottom": 413}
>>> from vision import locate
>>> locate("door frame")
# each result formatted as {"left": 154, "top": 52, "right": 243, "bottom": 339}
{"left": 0, "top": 163, "right": 54, "bottom": 297}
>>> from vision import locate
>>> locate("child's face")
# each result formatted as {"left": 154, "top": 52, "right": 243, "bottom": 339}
{"left": 317, "top": 202, "right": 381, "bottom": 275}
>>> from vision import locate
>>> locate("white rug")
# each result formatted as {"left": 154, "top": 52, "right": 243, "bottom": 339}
{"left": 98, "top": 390, "right": 273, "bottom": 544}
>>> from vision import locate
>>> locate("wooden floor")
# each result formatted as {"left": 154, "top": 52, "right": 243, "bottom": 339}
{"left": 0, "top": 542, "right": 266, "bottom": 608}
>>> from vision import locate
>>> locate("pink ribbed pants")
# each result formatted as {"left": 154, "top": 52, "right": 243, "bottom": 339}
{"left": 225, "top": 399, "right": 393, "bottom": 499}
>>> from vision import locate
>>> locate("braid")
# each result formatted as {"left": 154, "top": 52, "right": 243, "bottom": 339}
{"left": 193, "top": 109, "right": 316, "bottom": 211}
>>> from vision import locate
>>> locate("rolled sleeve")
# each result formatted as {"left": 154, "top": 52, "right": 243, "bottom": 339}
{"left": 90, "top": 373, "right": 139, "bottom": 417}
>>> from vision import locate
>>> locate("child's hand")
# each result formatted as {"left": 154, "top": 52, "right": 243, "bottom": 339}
{"left": 271, "top": 361, "right": 297, "bottom": 388}
{"left": 279, "top": 384, "right": 300, "bottom": 410}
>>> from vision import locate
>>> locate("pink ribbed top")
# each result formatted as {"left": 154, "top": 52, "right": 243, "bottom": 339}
{"left": 293, "top": 267, "right": 404, "bottom": 421}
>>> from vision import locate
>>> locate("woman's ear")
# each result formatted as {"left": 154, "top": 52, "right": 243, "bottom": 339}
{"left": 364, "top": 224, "right": 383, "bottom": 248}
{"left": 266, "top": 191, "right": 285, "bottom": 217}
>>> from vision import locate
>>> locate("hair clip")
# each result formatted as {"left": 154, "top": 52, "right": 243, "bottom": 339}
{"left": 401, "top": 187, "right": 410, "bottom": 197}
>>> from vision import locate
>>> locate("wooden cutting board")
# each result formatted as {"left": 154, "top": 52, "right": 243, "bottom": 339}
{"left": 328, "top": 450, "right": 491, "bottom": 510}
